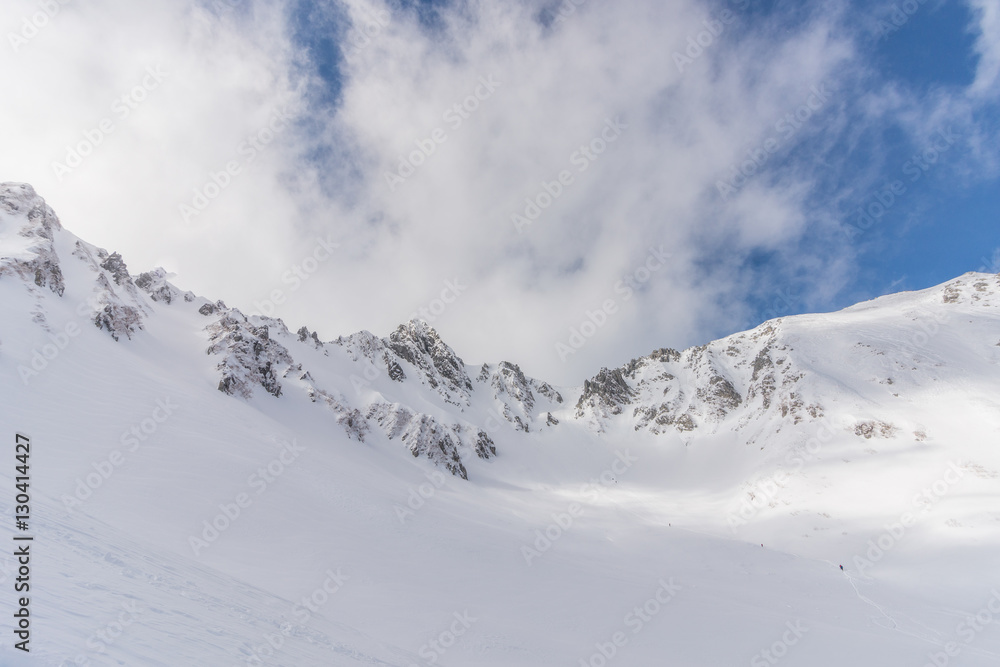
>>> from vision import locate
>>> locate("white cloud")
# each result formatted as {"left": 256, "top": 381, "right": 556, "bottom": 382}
{"left": 0, "top": 0, "right": 992, "bottom": 385}
{"left": 967, "top": 0, "right": 1000, "bottom": 97}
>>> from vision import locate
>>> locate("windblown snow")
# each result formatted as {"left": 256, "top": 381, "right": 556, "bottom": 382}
{"left": 1, "top": 182, "right": 999, "bottom": 666}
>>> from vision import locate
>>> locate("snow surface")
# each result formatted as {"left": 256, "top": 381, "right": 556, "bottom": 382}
{"left": 1, "top": 183, "right": 999, "bottom": 666}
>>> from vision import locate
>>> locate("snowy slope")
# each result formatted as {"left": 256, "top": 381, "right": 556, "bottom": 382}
{"left": 1, "top": 183, "right": 999, "bottom": 666}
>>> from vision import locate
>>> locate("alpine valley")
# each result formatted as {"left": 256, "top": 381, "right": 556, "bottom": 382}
{"left": 2, "top": 181, "right": 999, "bottom": 666}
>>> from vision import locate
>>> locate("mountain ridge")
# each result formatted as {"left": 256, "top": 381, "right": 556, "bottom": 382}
{"left": 4, "top": 182, "right": 1000, "bottom": 665}
{"left": 3, "top": 181, "right": 999, "bottom": 479}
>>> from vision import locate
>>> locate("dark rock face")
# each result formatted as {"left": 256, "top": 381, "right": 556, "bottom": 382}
{"left": 402, "top": 415, "right": 468, "bottom": 479}
{"left": 490, "top": 362, "right": 534, "bottom": 432}
{"left": 99, "top": 252, "right": 131, "bottom": 287}
{"left": 494, "top": 362, "right": 534, "bottom": 411}
{"left": 384, "top": 354, "right": 406, "bottom": 382}
{"left": 384, "top": 320, "right": 472, "bottom": 405}
{"left": 296, "top": 326, "right": 324, "bottom": 349}
{"left": 206, "top": 313, "right": 293, "bottom": 399}
{"left": 748, "top": 346, "right": 776, "bottom": 409}
{"left": 648, "top": 347, "right": 682, "bottom": 363}
{"left": 92, "top": 301, "right": 144, "bottom": 342}
{"left": 702, "top": 374, "right": 742, "bottom": 413}
{"left": 474, "top": 430, "right": 497, "bottom": 459}
{"left": 135, "top": 268, "right": 181, "bottom": 304}
{"left": 536, "top": 382, "right": 563, "bottom": 404}
{"left": 306, "top": 386, "right": 369, "bottom": 442}
{"left": 386, "top": 320, "right": 473, "bottom": 405}
{"left": 366, "top": 403, "right": 471, "bottom": 479}
{"left": 199, "top": 301, "right": 224, "bottom": 316}
{"left": 576, "top": 367, "right": 636, "bottom": 417}
{"left": 0, "top": 183, "right": 65, "bottom": 296}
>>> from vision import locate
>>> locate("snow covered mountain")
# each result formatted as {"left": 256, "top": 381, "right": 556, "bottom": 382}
{"left": 2, "top": 181, "right": 999, "bottom": 666}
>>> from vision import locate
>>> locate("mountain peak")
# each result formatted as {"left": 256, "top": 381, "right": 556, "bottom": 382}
{"left": 0, "top": 182, "right": 66, "bottom": 296}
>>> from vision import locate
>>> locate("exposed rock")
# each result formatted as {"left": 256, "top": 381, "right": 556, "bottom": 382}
{"left": 198, "top": 300, "right": 227, "bottom": 316}
{"left": 306, "top": 386, "right": 369, "bottom": 442}
{"left": 576, "top": 367, "right": 636, "bottom": 417}
{"left": 384, "top": 353, "right": 406, "bottom": 382}
{"left": 366, "top": 403, "right": 469, "bottom": 479}
{"left": 296, "top": 326, "right": 324, "bottom": 349}
{"left": 853, "top": 420, "right": 897, "bottom": 439}
{"left": 206, "top": 313, "right": 293, "bottom": 399}
{"left": 490, "top": 362, "right": 534, "bottom": 432}
{"left": 536, "top": 382, "right": 563, "bottom": 404}
{"left": 0, "top": 183, "right": 65, "bottom": 296}
{"left": 471, "top": 428, "right": 497, "bottom": 459}
{"left": 135, "top": 268, "right": 181, "bottom": 304}
{"left": 385, "top": 320, "right": 473, "bottom": 406}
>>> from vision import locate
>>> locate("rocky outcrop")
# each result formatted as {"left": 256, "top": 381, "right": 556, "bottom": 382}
{"left": 135, "top": 268, "right": 185, "bottom": 305}
{"left": 0, "top": 182, "right": 65, "bottom": 296}
{"left": 365, "top": 402, "right": 498, "bottom": 479}
{"left": 72, "top": 242, "right": 148, "bottom": 341}
{"left": 91, "top": 274, "right": 145, "bottom": 341}
{"left": 366, "top": 403, "right": 468, "bottom": 478}
{"left": 206, "top": 311, "right": 293, "bottom": 399}
{"left": 385, "top": 320, "right": 473, "bottom": 406}
{"left": 296, "top": 326, "right": 324, "bottom": 349}
{"left": 305, "top": 385, "right": 369, "bottom": 442}
{"left": 576, "top": 367, "right": 636, "bottom": 419}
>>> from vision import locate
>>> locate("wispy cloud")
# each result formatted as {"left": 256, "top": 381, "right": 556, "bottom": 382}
{"left": 0, "top": 0, "right": 996, "bottom": 384}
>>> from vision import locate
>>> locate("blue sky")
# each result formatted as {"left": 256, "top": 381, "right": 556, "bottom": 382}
{"left": 1, "top": 0, "right": 997, "bottom": 383}
{"left": 837, "top": 0, "right": 999, "bottom": 302}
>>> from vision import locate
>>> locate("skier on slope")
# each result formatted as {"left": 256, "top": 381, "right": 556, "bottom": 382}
{"left": 839, "top": 564, "right": 844, "bottom": 571}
